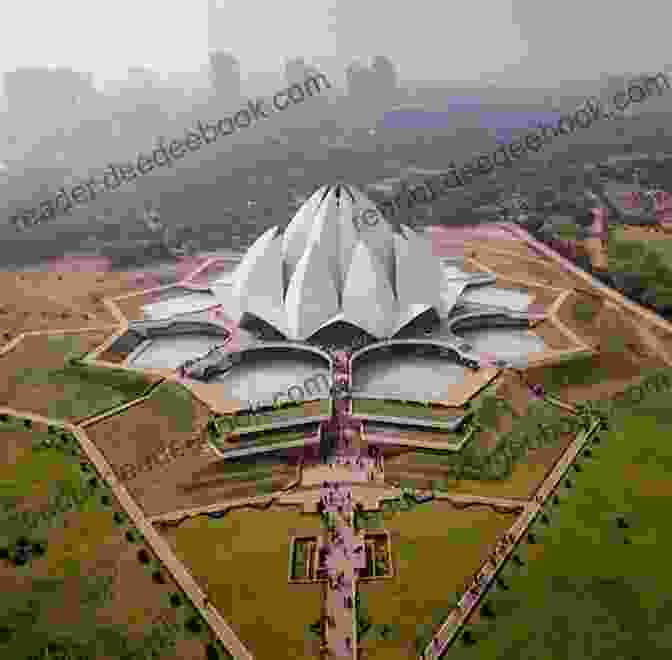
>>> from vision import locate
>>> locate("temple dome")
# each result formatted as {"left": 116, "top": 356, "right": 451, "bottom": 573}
{"left": 214, "top": 183, "right": 443, "bottom": 341}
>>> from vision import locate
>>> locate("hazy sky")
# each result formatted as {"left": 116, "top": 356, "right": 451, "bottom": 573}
{"left": 1, "top": 0, "right": 671, "bottom": 92}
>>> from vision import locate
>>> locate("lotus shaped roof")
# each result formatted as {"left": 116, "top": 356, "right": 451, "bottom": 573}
{"left": 212, "top": 183, "right": 444, "bottom": 340}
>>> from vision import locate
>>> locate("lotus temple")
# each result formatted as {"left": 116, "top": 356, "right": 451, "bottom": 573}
{"left": 101, "top": 183, "right": 557, "bottom": 458}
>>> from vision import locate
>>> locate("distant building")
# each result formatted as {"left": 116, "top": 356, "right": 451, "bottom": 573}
{"left": 346, "top": 56, "right": 397, "bottom": 102}
{"left": 285, "top": 57, "right": 311, "bottom": 86}
{"left": 371, "top": 56, "right": 397, "bottom": 96}
{"left": 4, "top": 67, "right": 96, "bottom": 119}
{"left": 209, "top": 51, "right": 241, "bottom": 100}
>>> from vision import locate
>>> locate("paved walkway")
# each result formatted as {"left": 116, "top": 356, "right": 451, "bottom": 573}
{"left": 320, "top": 483, "right": 362, "bottom": 658}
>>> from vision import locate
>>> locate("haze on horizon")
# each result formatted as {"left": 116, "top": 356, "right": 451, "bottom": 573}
{"left": 1, "top": 0, "right": 670, "bottom": 94}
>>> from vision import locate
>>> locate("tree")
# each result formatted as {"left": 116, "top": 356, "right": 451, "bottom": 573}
{"left": 23, "top": 419, "right": 32, "bottom": 429}
{"left": 481, "top": 602, "right": 495, "bottom": 618}
{"left": 461, "top": 630, "right": 476, "bottom": 645}
{"left": 169, "top": 593, "right": 182, "bottom": 608}
{"left": 125, "top": 530, "right": 136, "bottom": 542}
{"left": 185, "top": 616, "right": 202, "bottom": 633}
{"left": 573, "top": 299, "right": 598, "bottom": 322}
{"left": 495, "top": 575, "right": 509, "bottom": 590}
{"left": 206, "top": 643, "right": 219, "bottom": 660}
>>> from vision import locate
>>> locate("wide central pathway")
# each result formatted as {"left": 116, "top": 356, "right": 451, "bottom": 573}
{"left": 320, "top": 482, "right": 364, "bottom": 658}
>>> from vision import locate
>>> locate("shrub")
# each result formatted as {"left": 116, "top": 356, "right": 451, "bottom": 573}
{"left": 101, "top": 495, "right": 111, "bottom": 506}
{"left": 461, "top": 630, "right": 476, "bottom": 646}
{"left": 0, "top": 413, "right": 8, "bottom": 422}
{"left": 23, "top": 419, "right": 32, "bottom": 429}
{"left": 573, "top": 299, "right": 598, "bottom": 322}
{"left": 169, "top": 593, "right": 182, "bottom": 608}
{"left": 481, "top": 602, "right": 495, "bottom": 618}
{"left": 206, "top": 643, "right": 219, "bottom": 660}
{"left": 113, "top": 512, "right": 125, "bottom": 524}
{"left": 88, "top": 477, "right": 98, "bottom": 488}
{"left": 125, "top": 530, "right": 136, "bottom": 542}
{"left": 0, "top": 547, "right": 9, "bottom": 559}
{"left": 32, "top": 542, "right": 46, "bottom": 556}
{"left": 185, "top": 616, "right": 202, "bottom": 633}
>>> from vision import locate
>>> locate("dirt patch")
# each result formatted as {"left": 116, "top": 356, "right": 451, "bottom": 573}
{"left": 619, "top": 225, "right": 672, "bottom": 241}
{"left": 493, "top": 372, "right": 536, "bottom": 416}
{"left": 96, "top": 348, "right": 128, "bottom": 364}
{"left": 649, "top": 323, "right": 672, "bottom": 358}
{"left": 112, "top": 296, "right": 148, "bottom": 322}
{"left": 85, "top": 387, "right": 212, "bottom": 484}
{"left": 0, "top": 270, "right": 153, "bottom": 337}
{"left": 556, "top": 294, "right": 661, "bottom": 361}
{"left": 130, "top": 449, "right": 297, "bottom": 517}
{"left": 525, "top": 349, "right": 663, "bottom": 404}
{"left": 468, "top": 252, "right": 580, "bottom": 288}
{"left": 529, "top": 320, "right": 575, "bottom": 350}
{"left": 466, "top": 239, "right": 550, "bottom": 261}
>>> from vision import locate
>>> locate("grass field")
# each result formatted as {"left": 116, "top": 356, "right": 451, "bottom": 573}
{"left": 356, "top": 500, "right": 515, "bottom": 660}
{"left": 449, "top": 388, "right": 672, "bottom": 660}
{"left": 161, "top": 507, "right": 325, "bottom": 660}
{"left": 353, "top": 398, "right": 459, "bottom": 420}
{"left": 13, "top": 334, "right": 152, "bottom": 420}
{"left": 0, "top": 421, "right": 225, "bottom": 660}
{"left": 149, "top": 380, "right": 195, "bottom": 433}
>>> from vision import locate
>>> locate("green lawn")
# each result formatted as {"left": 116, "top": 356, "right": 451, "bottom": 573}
{"left": 610, "top": 229, "right": 672, "bottom": 305}
{"left": 15, "top": 354, "right": 152, "bottom": 420}
{"left": 353, "top": 398, "right": 454, "bottom": 420}
{"left": 449, "top": 387, "right": 672, "bottom": 660}
{"left": 212, "top": 427, "right": 316, "bottom": 453}
{"left": 149, "top": 381, "right": 195, "bottom": 432}
{"left": 215, "top": 399, "right": 329, "bottom": 434}
{"left": 535, "top": 353, "right": 607, "bottom": 393}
